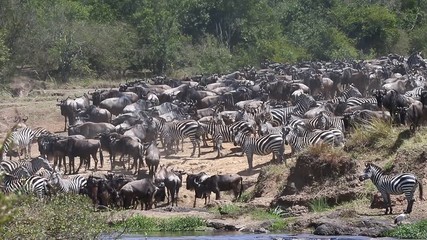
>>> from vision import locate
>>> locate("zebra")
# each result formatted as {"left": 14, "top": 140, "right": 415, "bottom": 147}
{"left": 1, "top": 127, "right": 50, "bottom": 160}
{"left": 268, "top": 94, "right": 316, "bottom": 126}
{"left": 306, "top": 112, "right": 345, "bottom": 132}
{"left": 160, "top": 120, "right": 202, "bottom": 157}
{"left": 2, "top": 175, "right": 51, "bottom": 199}
{"left": 359, "top": 163, "right": 423, "bottom": 214}
{"left": 233, "top": 130, "right": 284, "bottom": 170}
{"left": 282, "top": 126, "right": 341, "bottom": 154}
{"left": 49, "top": 172, "right": 87, "bottom": 194}
{"left": 329, "top": 85, "right": 363, "bottom": 104}
{"left": 203, "top": 120, "right": 254, "bottom": 158}
{"left": 404, "top": 86, "right": 424, "bottom": 100}
{"left": 0, "top": 156, "right": 53, "bottom": 176}
{"left": 346, "top": 97, "right": 378, "bottom": 107}
{"left": 259, "top": 121, "right": 284, "bottom": 136}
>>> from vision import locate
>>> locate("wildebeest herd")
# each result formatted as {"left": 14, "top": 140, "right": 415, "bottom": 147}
{"left": 0, "top": 52, "right": 426, "bottom": 213}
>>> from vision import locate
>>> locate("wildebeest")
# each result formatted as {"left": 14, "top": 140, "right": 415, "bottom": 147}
{"left": 154, "top": 165, "right": 185, "bottom": 206}
{"left": 57, "top": 94, "right": 90, "bottom": 131}
{"left": 144, "top": 141, "right": 160, "bottom": 177}
{"left": 119, "top": 178, "right": 159, "bottom": 210}
{"left": 77, "top": 105, "right": 112, "bottom": 123}
{"left": 66, "top": 137, "right": 103, "bottom": 174}
{"left": 68, "top": 122, "right": 116, "bottom": 139}
{"left": 98, "top": 132, "right": 144, "bottom": 173}
{"left": 194, "top": 174, "right": 243, "bottom": 201}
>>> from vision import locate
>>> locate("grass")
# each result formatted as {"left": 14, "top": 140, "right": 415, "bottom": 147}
{"left": 345, "top": 119, "right": 397, "bottom": 157}
{"left": 309, "top": 197, "right": 331, "bottom": 212}
{"left": 384, "top": 220, "right": 427, "bottom": 239}
{"left": 115, "top": 215, "right": 206, "bottom": 233}
{"left": 0, "top": 194, "right": 111, "bottom": 239}
{"left": 249, "top": 207, "right": 295, "bottom": 232}
{"left": 0, "top": 193, "right": 209, "bottom": 238}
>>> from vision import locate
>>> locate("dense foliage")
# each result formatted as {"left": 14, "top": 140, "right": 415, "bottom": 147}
{"left": 0, "top": 194, "right": 110, "bottom": 239}
{"left": 0, "top": 0, "right": 427, "bottom": 81}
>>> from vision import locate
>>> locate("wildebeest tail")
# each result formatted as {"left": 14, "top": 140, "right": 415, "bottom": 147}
{"left": 419, "top": 180, "right": 424, "bottom": 201}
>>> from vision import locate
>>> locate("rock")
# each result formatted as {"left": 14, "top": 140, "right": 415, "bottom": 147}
{"left": 286, "top": 205, "right": 309, "bottom": 216}
{"left": 254, "top": 227, "right": 269, "bottom": 233}
{"left": 314, "top": 222, "right": 359, "bottom": 235}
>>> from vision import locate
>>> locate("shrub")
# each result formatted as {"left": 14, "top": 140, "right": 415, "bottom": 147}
{"left": 384, "top": 220, "right": 427, "bottom": 239}
{"left": 116, "top": 215, "right": 206, "bottom": 232}
{"left": 345, "top": 119, "right": 396, "bottom": 153}
{"left": 0, "top": 194, "right": 110, "bottom": 239}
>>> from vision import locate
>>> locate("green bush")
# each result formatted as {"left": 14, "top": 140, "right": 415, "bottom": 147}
{"left": 345, "top": 119, "right": 396, "bottom": 153}
{"left": 116, "top": 215, "right": 206, "bottom": 232}
{"left": 0, "top": 194, "right": 110, "bottom": 239}
{"left": 384, "top": 220, "right": 427, "bottom": 239}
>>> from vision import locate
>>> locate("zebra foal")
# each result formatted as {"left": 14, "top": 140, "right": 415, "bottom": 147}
{"left": 359, "top": 163, "right": 423, "bottom": 214}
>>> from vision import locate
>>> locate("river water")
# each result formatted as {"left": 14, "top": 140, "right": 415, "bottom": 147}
{"left": 101, "top": 232, "right": 397, "bottom": 240}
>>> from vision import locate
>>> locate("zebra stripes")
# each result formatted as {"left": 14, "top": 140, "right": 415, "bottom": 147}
{"left": 2, "top": 127, "right": 50, "bottom": 160}
{"left": 268, "top": 94, "right": 315, "bottom": 126}
{"left": 283, "top": 126, "right": 343, "bottom": 154}
{"left": 49, "top": 172, "right": 87, "bottom": 194}
{"left": 0, "top": 156, "right": 53, "bottom": 176}
{"left": 160, "top": 120, "right": 202, "bottom": 157}
{"left": 359, "top": 163, "right": 423, "bottom": 214}
{"left": 233, "top": 130, "right": 284, "bottom": 169}
{"left": 203, "top": 120, "right": 254, "bottom": 158}
{"left": 329, "top": 85, "right": 363, "bottom": 104}
{"left": 2, "top": 175, "right": 51, "bottom": 199}
{"left": 306, "top": 112, "right": 345, "bottom": 132}
{"left": 346, "top": 97, "right": 377, "bottom": 107}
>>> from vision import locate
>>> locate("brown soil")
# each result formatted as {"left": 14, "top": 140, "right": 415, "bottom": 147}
{"left": 1, "top": 80, "right": 427, "bottom": 235}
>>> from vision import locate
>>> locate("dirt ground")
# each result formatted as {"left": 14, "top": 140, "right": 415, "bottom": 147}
{"left": 1, "top": 84, "right": 427, "bottom": 234}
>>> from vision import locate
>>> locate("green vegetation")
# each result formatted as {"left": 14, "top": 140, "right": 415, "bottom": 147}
{"left": 1, "top": 0, "right": 427, "bottom": 83}
{"left": 345, "top": 119, "right": 398, "bottom": 157}
{"left": 0, "top": 193, "right": 210, "bottom": 238}
{"left": 309, "top": 197, "right": 331, "bottom": 213}
{"left": 116, "top": 215, "right": 206, "bottom": 233}
{"left": 0, "top": 194, "right": 110, "bottom": 239}
{"left": 384, "top": 220, "right": 427, "bottom": 239}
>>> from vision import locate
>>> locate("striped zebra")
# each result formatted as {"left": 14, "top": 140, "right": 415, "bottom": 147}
{"left": 2, "top": 127, "right": 50, "bottom": 160}
{"left": 268, "top": 94, "right": 316, "bottom": 126}
{"left": 282, "top": 126, "right": 342, "bottom": 154}
{"left": 306, "top": 112, "right": 345, "bottom": 132}
{"left": 329, "top": 85, "right": 363, "bottom": 104}
{"left": 259, "top": 121, "right": 284, "bottom": 136}
{"left": 404, "top": 86, "right": 424, "bottom": 100}
{"left": 160, "top": 120, "right": 202, "bottom": 157}
{"left": 359, "top": 163, "right": 423, "bottom": 214}
{"left": 233, "top": 130, "right": 284, "bottom": 169}
{"left": 202, "top": 120, "right": 254, "bottom": 158}
{"left": 346, "top": 97, "right": 377, "bottom": 107}
{"left": 0, "top": 156, "right": 53, "bottom": 176}
{"left": 49, "top": 172, "right": 87, "bottom": 194}
{"left": 2, "top": 175, "right": 51, "bottom": 199}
